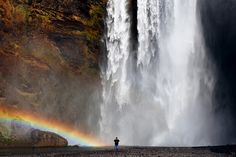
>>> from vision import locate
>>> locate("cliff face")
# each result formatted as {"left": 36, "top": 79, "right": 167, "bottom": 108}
{"left": 198, "top": 0, "right": 236, "bottom": 143}
{"left": 0, "top": 0, "right": 107, "bottom": 146}
{"left": 0, "top": 0, "right": 107, "bottom": 77}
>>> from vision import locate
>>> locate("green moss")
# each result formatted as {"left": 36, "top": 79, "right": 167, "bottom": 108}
{"left": 0, "top": 125, "right": 12, "bottom": 145}
{"left": 27, "top": 0, "right": 33, "bottom": 5}
{"left": 15, "top": 5, "right": 30, "bottom": 23}
{"left": 84, "top": 29, "right": 99, "bottom": 41}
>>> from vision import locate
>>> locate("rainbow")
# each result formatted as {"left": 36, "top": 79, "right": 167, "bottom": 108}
{"left": 0, "top": 106, "right": 105, "bottom": 147}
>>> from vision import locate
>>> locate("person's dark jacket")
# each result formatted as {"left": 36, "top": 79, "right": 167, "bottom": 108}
{"left": 114, "top": 139, "right": 119, "bottom": 146}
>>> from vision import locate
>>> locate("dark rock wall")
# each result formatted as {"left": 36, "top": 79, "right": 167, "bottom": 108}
{"left": 198, "top": 0, "right": 236, "bottom": 143}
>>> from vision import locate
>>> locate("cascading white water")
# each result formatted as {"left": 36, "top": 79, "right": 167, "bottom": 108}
{"left": 137, "top": 0, "right": 160, "bottom": 66}
{"left": 100, "top": 0, "right": 132, "bottom": 142}
{"left": 101, "top": 0, "right": 217, "bottom": 146}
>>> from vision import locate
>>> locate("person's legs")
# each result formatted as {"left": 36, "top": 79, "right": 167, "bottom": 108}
{"left": 115, "top": 144, "right": 118, "bottom": 151}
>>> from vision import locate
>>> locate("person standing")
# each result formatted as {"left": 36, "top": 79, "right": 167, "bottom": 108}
{"left": 114, "top": 137, "right": 120, "bottom": 151}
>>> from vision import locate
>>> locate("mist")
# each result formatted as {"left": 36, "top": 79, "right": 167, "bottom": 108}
{"left": 0, "top": 32, "right": 103, "bottom": 144}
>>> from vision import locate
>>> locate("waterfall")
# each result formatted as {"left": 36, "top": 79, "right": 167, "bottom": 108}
{"left": 101, "top": 0, "right": 217, "bottom": 146}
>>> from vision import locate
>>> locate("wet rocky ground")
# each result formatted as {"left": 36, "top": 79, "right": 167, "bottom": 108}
{"left": 0, "top": 145, "right": 236, "bottom": 157}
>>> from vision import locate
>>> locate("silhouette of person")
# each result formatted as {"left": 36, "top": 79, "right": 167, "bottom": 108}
{"left": 114, "top": 137, "right": 120, "bottom": 151}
